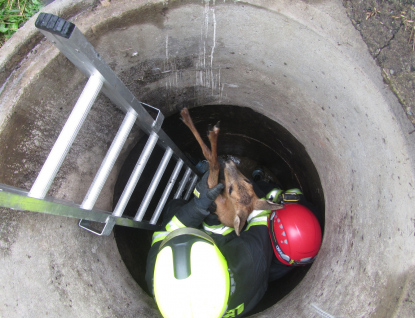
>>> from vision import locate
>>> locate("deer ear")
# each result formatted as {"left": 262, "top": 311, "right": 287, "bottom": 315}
{"left": 234, "top": 214, "right": 248, "bottom": 236}
{"left": 254, "top": 199, "right": 283, "bottom": 211}
{"left": 233, "top": 215, "right": 241, "bottom": 236}
{"left": 234, "top": 215, "right": 247, "bottom": 237}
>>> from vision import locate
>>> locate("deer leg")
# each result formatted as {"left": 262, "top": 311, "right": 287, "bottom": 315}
{"left": 207, "top": 123, "right": 220, "bottom": 187}
{"left": 180, "top": 107, "right": 219, "bottom": 188}
{"left": 180, "top": 108, "right": 212, "bottom": 159}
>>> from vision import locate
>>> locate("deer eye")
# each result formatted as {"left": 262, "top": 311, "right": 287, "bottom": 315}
{"left": 228, "top": 185, "right": 233, "bottom": 194}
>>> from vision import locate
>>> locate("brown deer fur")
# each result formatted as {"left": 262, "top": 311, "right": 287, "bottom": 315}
{"left": 180, "top": 107, "right": 282, "bottom": 236}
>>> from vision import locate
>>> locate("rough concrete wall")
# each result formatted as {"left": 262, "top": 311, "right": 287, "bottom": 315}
{"left": 0, "top": 0, "right": 414, "bottom": 317}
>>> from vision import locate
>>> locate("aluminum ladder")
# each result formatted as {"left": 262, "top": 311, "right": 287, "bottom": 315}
{"left": 0, "top": 13, "right": 200, "bottom": 236}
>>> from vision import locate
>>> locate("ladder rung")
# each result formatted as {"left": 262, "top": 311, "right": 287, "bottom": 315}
{"left": 184, "top": 174, "right": 199, "bottom": 200}
{"left": 174, "top": 167, "right": 192, "bottom": 199}
{"left": 150, "top": 159, "right": 184, "bottom": 224}
{"left": 134, "top": 147, "right": 174, "bottom": 221}
{"left": 28, "top": 73, "right": 104, "bottom": 199}
{"left": 81, "top": 109, "right": 137, "bottom": 210}
{"left": 112, "top": 131, "right": 159, "bottom": 217}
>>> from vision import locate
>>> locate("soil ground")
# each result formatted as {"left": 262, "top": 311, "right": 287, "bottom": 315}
{"left": 343, "top": 0, "right": 415, "bottom": 131}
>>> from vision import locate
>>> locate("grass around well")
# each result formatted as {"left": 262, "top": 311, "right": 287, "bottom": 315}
{"left": 0, "top": 0, "right": 43, "bottom": 46}
{"left": 393, "top": 6, "right": 415, "bottom": 50}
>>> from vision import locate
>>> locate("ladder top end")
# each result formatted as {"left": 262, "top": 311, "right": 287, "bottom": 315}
{"left": 35, "top": 13, "right": 75, "bottom": 39}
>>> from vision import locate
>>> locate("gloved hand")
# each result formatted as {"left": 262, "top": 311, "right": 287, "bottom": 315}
{"left": 193, "top": 171, "right": 224, "bottom": 212}
{"left": 173, "top": 172, "right": 224, "bottom": 228}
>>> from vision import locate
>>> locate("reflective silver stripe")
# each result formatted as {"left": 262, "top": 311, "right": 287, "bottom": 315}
{"left": 249, "top": 216, "right": 268, "bottom": 224}
{"left": 152, "top": 231, "right": 169, "bottom": 245}
{"left": 153, "top": 231, "right": 169, "bottom": 240}
{"left": 245, "top": 216, "right": 269, "bottom": 231}
{"left": 203, "top": 224, "right": 232, "bottom": 235}
{"left": 247, "top": 210, "right": 265, "bottom": 223}
{"left": 166, "top": 221, "right": 179, "bottom": 231}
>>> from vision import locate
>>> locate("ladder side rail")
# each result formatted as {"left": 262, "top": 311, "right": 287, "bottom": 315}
{"left": 0, "top": 183, "right": 161, "bottom": 231}
{"left": 150, "top": 159, "right": 184, "bottom": 225}
{"left": 28, "top": 73, "right": 104, "bottom": 199}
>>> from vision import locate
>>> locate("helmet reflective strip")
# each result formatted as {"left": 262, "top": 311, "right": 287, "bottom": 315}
{"left": 274, "top": 242, "right": 291, "bottom": 262}
{"left": 272, "top": 228, "right": 316, "bottom": 265}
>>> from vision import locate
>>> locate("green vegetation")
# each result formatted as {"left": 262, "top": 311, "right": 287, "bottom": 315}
{"left": 393, "top": 6, "right": 415, "bottom": 50}
{"left": 0, "top": 0, "right": 43, "bottom": 45}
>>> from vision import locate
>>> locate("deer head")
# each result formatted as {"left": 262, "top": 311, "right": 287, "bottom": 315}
{"left": 220, "top": 160, "right": 282, "bottom": 236}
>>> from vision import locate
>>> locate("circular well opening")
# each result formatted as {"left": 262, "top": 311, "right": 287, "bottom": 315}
{"left": 114, "top": 105, "right": 325, "bottom": 313}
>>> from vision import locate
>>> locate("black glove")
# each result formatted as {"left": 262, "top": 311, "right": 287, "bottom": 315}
{"left": 193, "top": 171, "right": 224, "bottom": 212}
{"left": 173, "top": 172, "right": 224, "bottom": 228}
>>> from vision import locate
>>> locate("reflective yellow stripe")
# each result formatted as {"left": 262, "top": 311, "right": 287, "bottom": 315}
{"left": 245, "top": 216, "right": 268, "bottom": 231}
{"left": 203, "top": 222, "right": 225, "bottom": 229}
{"left": 223, "top": 303, "right": 244, "bottom": 317}
{"left": 165, "top": 215, "right": 186, "bottom": 232}
{"left": 151, "top": 231, "right": 169, "bottom": 246}
{"left": 193, "top": 188, "right": 201, "bottom": 198}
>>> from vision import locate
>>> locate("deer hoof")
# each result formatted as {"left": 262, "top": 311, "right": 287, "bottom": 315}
{"left": 207, "top": 122, "right": 220, "bottom": 136}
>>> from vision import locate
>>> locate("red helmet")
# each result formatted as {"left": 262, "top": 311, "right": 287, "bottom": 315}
{"left": 268, "top": 203, "right": 322, "bottom": 266}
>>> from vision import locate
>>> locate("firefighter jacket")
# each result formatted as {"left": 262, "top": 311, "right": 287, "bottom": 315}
{"left": 145, "top": 199, "right": 274, "bottom": 318}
